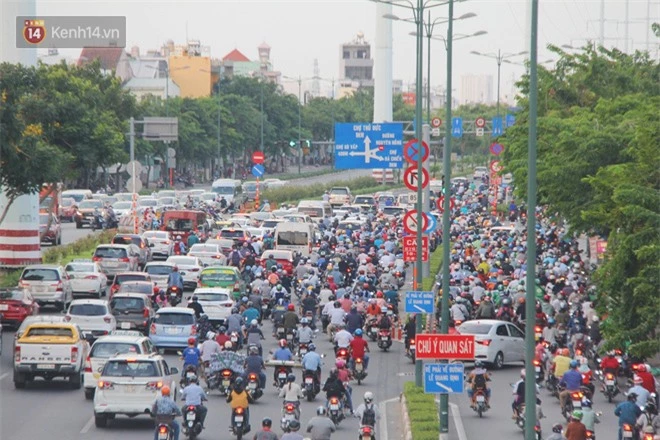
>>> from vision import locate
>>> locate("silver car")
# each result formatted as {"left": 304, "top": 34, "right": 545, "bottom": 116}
{"left": 93, "top": 244, "right": 140, "bottom": 277}
{"left": 18, "top": 264, "right": 73, "bottom": 311}
{"left": 142, "top": 231, "right": 173, "bottom": 260}
{"left": 143, "top": 262, "right": 176, "bottom": 290}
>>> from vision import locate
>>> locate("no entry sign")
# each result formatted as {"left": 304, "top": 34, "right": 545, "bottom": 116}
{"left": 252, "top": 151, "right": 265, "bottom": 164}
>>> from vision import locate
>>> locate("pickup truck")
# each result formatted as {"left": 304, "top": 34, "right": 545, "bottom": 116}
{"left": 13, "top": 322, "right": 90, "bottom": 389}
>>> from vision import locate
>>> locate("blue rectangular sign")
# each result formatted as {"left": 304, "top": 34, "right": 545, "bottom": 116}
{"left": 492, "top": 116, "right": 503, "bottom": 136}
{"left": 405, "top": 290, "right": 435, "bottom": 314}
{"left": 423, "top": 363, "right": 464, "bottom": 394}
{"left": 334, "top": 122, "right": 403, "bottom": 169}
{"left": 451, "top": 117, "right": 463, "bottom": 137}
{"left": 506, "top": 114, "right": 516, "bottom": 127}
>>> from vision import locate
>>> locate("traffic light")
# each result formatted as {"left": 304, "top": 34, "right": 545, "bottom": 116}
{"left": 289, "top": 140, "right": 296, "bottom": 147}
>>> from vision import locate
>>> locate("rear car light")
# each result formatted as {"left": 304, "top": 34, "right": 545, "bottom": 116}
{"left": 103, "top": 316, "right": 112, "bottom": 323}
{"left": 190, "top": 326, "right": 196, "bottom": 335}
{"left": 71, "top": 346, "right": 79, "bottom": 363}
{"left": 150, "top": 323, "right": 156, "bottom": 334}
{"left": 190, "top": 268, "right": 199, "bottom": 272}
{"left": 98, "top": 380, "right": 114, "bottom": 390}
{"left": 14, "top": 346, "right": 21, "bottom": 363}
{"left": 146, "top": 381, "right": 163, "bottom": 390}
{"left": 84, "top": 356, "right": 92, "bottom": 372}
{"left": 64, "top": 315, "right": 71, "bottom": 321}
{"left": 18, "top": 281, "right": 28, "bottom": 288}
{"left": 55, "top": 282, "right": 64, "bottom": 292}
{"left": 477, "top": 339, "right": 492, "bottom": 346}
{"left": 120, "top": 258, "right": 129, "bottom": 262}
{"left": 92, "top": 257, "right": 101, "bottom": 262}
{"left": 143, "top": 308, "right": 150, "bottom": 318}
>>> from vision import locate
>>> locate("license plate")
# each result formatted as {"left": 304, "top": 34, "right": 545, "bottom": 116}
{"left": 356, "top": 364, "right": 363, "bottom": 372}
{"left": 278, "top": 328, "right": 284, "bottom": 334}
{"left": 573, "top": 401, "right": 582, "bottom": 408}
{"left": 125, "top": 385, "right": 135, "bottom": 393}
{"left": 222, "top": 380, "right": 230, "bottom": 387}
{"left": 305, "top": 378, "right": 314, "bottom": 384}
{"left": 187, "top": 372, "right": 195, "bottom": 378}
{"left": 121, "top": 322, "right": 131, "bottom": 329}
{"left": 165, "top": 327, "right": 180, "bottom": 334}
{"left": 476, "top": 395, "right": 485, "bottom": 402}
{"left": 286, "top": 334, "right": 293, "bottom": 340}
{"left": 0, "top": 304, "right": 8, "bottom": 311}
{"left": 606, "top": 380, "right": 615, "bottom": 385}
{"left": 234, "top": 416, "right": 244, "bottom": 422}
{"left": 186, "top": 413, "right": 196, "bottom": 421}
{"left": 106, "top": 262, "right": 119, "bottom": 267}
{"left": 37, "top": 364, "right": 55, "bottom": 370}
{"left": 248, "top": 382, "right": 256, "bottom": 389}
{"left": 535, "top": 366, "right": 541, "bottom": 372}
{"left": 35, "top": 286, "right": 48, "bottom": 293}
{"left": 158, "top": 432, "right": 169, "bottom": 440}
{"left": 279, "top": 373, "right": 287, "bottom": 379}
{"left": 623, "top": 432, "right": 633, "bottom": 438}
{"left": 381, "top": 336, "right": 389, "bottom": 340}
{"left": 330, "top": 404, "right": 339, "bottom": 410}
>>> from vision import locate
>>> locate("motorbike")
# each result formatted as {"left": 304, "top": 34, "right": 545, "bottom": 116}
{"left": 298, "top": 342, "right": 309, "bottom": 360}
{"left": 532, "top": 359, "right": 543, "bottom": 384}
{"left": 586, "top": 430, "right": 596, "bottom": 439}
{"left": 228, "top": 332, "right": 241, "bottom": 351}
{"left": 514, "top": 403, "right": 542, "bottom": 439}
{"left": 472, "top": 388, "right": 489, "bottom": 418}
{"left": 218, "top": 369, "right": 234, "bottom": 396}
{"left": 352, "top": 357, "right": 368, "bottom": 385}
{"left": 280, "top": 401, "right": 300, "bottom": 431}
{"left": 328, "top": 396, "right": 344, "bottom": 426}
{"left": 359, "top": 425, "right": 376, "bottom": 440}
{"left": 335, "top": 347, "right": 350, "bottom": 362}
{"left": 303, "top": 370, "right": 319, "bottom": 401}
{"left": 180, "top": 366, "right": 199, "bottom": 388}
{"left": 546, "top": 374, "right": 559, "bottom": 398}
{"left": 91, "top": 213, "right": 105, "bottom": 231}
{"left": 275, "top": 366, "right": 291, "bottom": 389}
{"left": 285, "top": 329, "right": 297, "bottom": 351}
{"left": 155, "top": 423, "right": 176, "bottom": 440}
{"left": 407, "top": 337, "right": 416, "bottom": 364}
{"left": 246, "top": 373, "right": 263, "bottom": 400}
{"left": 367, "top": 321, "right": 379, "bottom": 342}
{"left": 621, "top": 423, "right": 638, "bottom": 439}
{"left": 166, "top": 286, "right": 182, "bottom": 305}
{"left": 260, "top": 298, "right": 271, "bottom": 320}
{"left": 563, "top": 390, "right": 584, "bottom": 421}
{"left": 533, "top": 325, "right": 543, "bottom": 341}
{"left": 276, "top": 326, "right": 287, "bottom": 341}
{"left": 377, "top": 329, "right": 392, "bottom": 351}
{"left": 182, "top": 405, "right": 203, "bottom": 439}
{"left": 230, "top": 407, "right": 249, "bottom": 439}
{"left": 599, "top": 370, "right": 620, "bottom": 403}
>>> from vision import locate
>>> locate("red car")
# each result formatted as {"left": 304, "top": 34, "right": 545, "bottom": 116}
{"left": 258, "top": 250, "right": 295, "bottom": 274}
{"left": 59, "top": 197, "right": 77, "bottom": 222}
{"left": 0, "top": 288, "right": 40, "bottom": 328}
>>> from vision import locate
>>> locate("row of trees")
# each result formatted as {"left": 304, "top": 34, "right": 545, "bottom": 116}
{"left": 501, "top": 43, "right": 659, "bottom": 357}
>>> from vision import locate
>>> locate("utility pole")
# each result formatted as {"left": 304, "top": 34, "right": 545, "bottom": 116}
{"left": 298, "top": 76, "right": 302, "bottom": 175}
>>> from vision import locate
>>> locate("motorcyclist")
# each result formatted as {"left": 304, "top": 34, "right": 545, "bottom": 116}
{"left": 323, "top": 368, "right": 348, "bottom": 412}
{"left": 167, "top": 266, "right": 184, "bottom": 292}
{"left": 281, "top": 419, "right": 304, "bottom": 440}
{"left": 199, "top": 331, "right": 221, "bottom": 381}
{"left": 187, "top": 230, "right": 200, "bottom": 248}
{"left": 187, "top": 295, "right": 204, "bottom": 320}
{"left": 301, "top": 343, "right": 322, "bottom": 391}
{"left": 333, "top": 324, "right": 354, "bottom": 350}
{"left": 253, "top": 417, "right": 279, "bottom": 440}
{"left": 306, "top": 406, "right": 337, "bottom": 440}
{"left": 283, "top": 303, "right": 300, "bottom": 333}
{"left": 564, "top": 410, "right": 588, "bottom": 440}
{"left": 403, "top": 314, "right": 416, "bottom": 355}
{"left": 279, "top": 373, "right": 304, "bottom": 420}
{"left": 353, "top": 391, "right": 381, "bottom": 433}
{"left": 180, "top": 374, "right": 208, "bottom": 429}
{"left": 297, "top": 318, "right": 314, "bottom": 347}
{"left": 244, "top": 345, "right": 267, "bottom": 389}
{"left": 227, "top": 377, "right": 254, "bottom": 432}
{"left": 349, "top": 329, "right": 370, "bottom": 370}
{"left": 335, "top": 359, "right": 354, "bottom": 412}
{"left": 600, "top": 350, "right": 621, "bottom": 375}
{"left": 174, "top": 235, "right": 187, "bottom": 255}
{"left": 615, "top": 392, "right": 643, "bottom": 440}
{"left": 552, "top": 348, "right": 572, "bottom": 380}
{"left": 474, "top": 295, "right": 496, "bottom": 319}
{"left": 512, "top": 369, "right": 526, "bottom": 419}
{"left": 272, "top": 339, "right": 294, "bottom": 385}
{"left": 580, "top": 398, "right": 600, "bottom": 433}
{"left": 152, "top": 385, "right": 181, "bottom": 440}
{"left": 181, "top": 337, "right": 201, "bottom": 378}
{"left": 245, "top": 320, "right": 265, "bottom": 356}
{"left": 466, "top": 360, "right": 491, "bottom": 408}
{"left": 547, "top": 422, "right": 568, "bottom": 440}
{"left": 628, "top": 375, "right": 651, "bottom": 406}
{"left": 543, "top": 318, "right": 559, "bottom": 345}
{"left": 344, "top": 306, "right": 364, "bottom": 334}
{"left": 559, "top": 360, "right": 583, "bottom": 414}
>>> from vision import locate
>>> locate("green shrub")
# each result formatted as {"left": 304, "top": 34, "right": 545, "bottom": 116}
{"left": 262, "top": 176, "right": 379, "bottom": 204}
{"left": 403, "top": 381, "right": 440, "bottom": 437}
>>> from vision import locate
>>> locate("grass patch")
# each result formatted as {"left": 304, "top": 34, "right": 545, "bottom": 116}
{"left": 403, "top": 381, "right": 440, "bottom": 438}
{"left": 422, "top": 246, "right": 443, "bottom": 291}
{"left": 0, "top": 230, "right": 117, "bottom": 287}
{"left": 262, "top": 176, "right": 380, "bottom": 204}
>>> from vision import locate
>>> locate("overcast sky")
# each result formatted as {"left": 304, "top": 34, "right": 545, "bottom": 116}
{"left": 34, "top": 0, "right": 658, "bottom": 99}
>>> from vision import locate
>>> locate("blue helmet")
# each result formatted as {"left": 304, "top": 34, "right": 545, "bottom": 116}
{"left": 569, "top": 360, "right": 579, "bottom": 368}
{"left": 355, "top": 329, "right": 363, "bottom": 337}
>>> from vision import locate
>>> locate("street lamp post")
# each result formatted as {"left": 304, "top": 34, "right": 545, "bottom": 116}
{"left": 469, "top": 49, "right": 527, "bottom": 116}
{"left": 283, "top": 75, "right": 308, "bottom": 175}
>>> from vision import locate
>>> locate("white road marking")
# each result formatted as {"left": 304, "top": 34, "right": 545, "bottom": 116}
{"left": 379, "top": 397, "right": 398, "bottom": 440}
{"left": 80, "top": 416, "right": 94, "bottom": 434}
{"left": 0, "top": 372, "right": 10, "bottom": 381}
{"left": 449, "top": 402, "right": 468, "bottom": 440}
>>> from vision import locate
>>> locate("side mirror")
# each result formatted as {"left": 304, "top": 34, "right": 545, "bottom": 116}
{"left": 170, "top": 367, "right": 179, "bottom": 375}
{"left": 149, "top": 243, "right": 155, "bottom": 247}
{"left": 176, "top": 351, "right": 183, "bottom": 356}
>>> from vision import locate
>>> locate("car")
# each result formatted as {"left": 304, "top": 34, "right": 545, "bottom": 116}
{"left": 148, "top": 307, "right": 197, "bottom": 350}
{"left": 93, "top": 353, "right": 179, "bottom": 428}
{"left": 328, "top": 187, "right": 352, "bottom": 207}
{"left": 245, "top": 227, "right": 265, "bottom": 239}
{"left": 142, "top": 230, "right": 174, "bottom": 260}
{"left": 259, "top": 250, "right": 295, "bottom": 274}
{"left": 451, "top": 177, "right": 469, "bottom": 187}
{"left": 14, "top": 315, "right": 66, "bottom": 344}
{"left": 283, "top": 214, "right": 314, "bottom": 224}
{"left": 188, "top": 243, "right": 227, "bottom": 267}
{"left": 109, "top": 273, "right": 153, "bottom": 298}
{"left": 93, "top": 244, "right": 141, "bottom": 278}
{"left": 0, "top": 288, "right": 40, "bottom": 328}
{"left": 142, "top": 261, "right": 176, "bottom": 290}
{"left": 74, "top": 199, "right": 105, "bottom": 229}
{"left": 113, "top": 192, "right": 135, "bottom": 202}
{"left": 249, "top": 211, "right": 274, "bottom": 224}
{"left": 260, "top": 219, "right": 284, "bottom": 235}
{"left": 227, "top": 217, "right": 252, "bottom": 228}
{"left": 111, "top": 201, "right": 133, "bottom": 218}
{"left": 111, "top": 234, "right": 152, "bottom": 269}
{"left": 473, "top": 166, "right": 488, "bottom": 180}
{"left": 65, "top": 260, "right": 108, "bottom": 298}
{"left": 59, "top": 197, "right": 77, "bottom": 222}
{"left": 198, "top": 266, "right": 244, "bottom": 300}
{"left": 83, "top": 331, "right": 158, "bottom": 399}
{"left": 271, "top": 208, "right": 296, "bottom": 218}
{"left": 190, "top": 288, "right": 234, "bottom": 324}
{"left": 18, "top": 264, "right": 73, "bottom": 311}
{"left": 137, "top": 198, "right": 158, "bottom": 211}
{"left": 156, "top": 196, "right": 179, "bottom": 210}
{"left": 109, "top": 294, "right": 155, "bottom": 333}
{"left": 39, "top": 212, "right": 62, "bottom": 245}
{"left": 205, "top": 238, "right": 236, "bottom": 257}
{"left": 502, "top": 173, "right": 513, "bottom": 186}
{"left": 353, "top": 195, "right": 377, "bottom": 209}
{"left": 376, "top": 193, "right": 396, "bottom": 209}
{"left": 157, "top": 190, "right": 176, "bottom": 199}
{"left": 65, "top": 299, "right": 116, "bottom": 340}
{"left": 165, "top": 256, "right": 203, "bottom": 290}
{"left": 381, "top": 206, "right": 406, "bottom": 219}
{"left": 262, "top": 178, "right": 286, "bottom": 189}
{"left": 456, "top": 319, "right": 526, "bottom": 369}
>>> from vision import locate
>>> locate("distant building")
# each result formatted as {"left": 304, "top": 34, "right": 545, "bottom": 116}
{"left": 219, "top": 43, "right": 281, "bottom": 84}
{"left": 460, "top": 74, "right": 494, "bottom": 105}
{"left": 77, "top": 47, "right": 133, "bottom": 83}
{"left": 123, "top": 77, "right": 180, "bottom": 100}
{"left": 340, "top": 32, "right": 374, "bottom": 88}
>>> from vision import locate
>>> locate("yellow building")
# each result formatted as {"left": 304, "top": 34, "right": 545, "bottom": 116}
{"left": 168, "top": 55, "right": 212, "bottom": 98}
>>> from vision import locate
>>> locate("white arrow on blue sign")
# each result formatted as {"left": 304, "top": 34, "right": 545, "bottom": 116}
{"left": 252, "top": 164, "right": 265, "bottom": 177}
{"left": 423, "top": 363, "right": 465, "bottom": 394}
{"left": 424, "top": 212, "right": 437, "bottom": 234}
{"left": 405, "top": 291, "right": 435, "bottom": 314}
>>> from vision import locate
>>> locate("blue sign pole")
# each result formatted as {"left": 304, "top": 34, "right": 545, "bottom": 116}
{"left": 334, "top": 122, "right": 404, "bottom": 169}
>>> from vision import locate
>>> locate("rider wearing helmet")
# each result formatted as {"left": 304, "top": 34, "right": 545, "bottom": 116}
{"left": 279, "top": 373, "right": 304, "bottom": 421}
{"left": 199, "top": 331, "right": 221, "bottom": 381}
{"left": 187, "top": 295, "right": 204, "bottom": 320}
{"left": 301, "top": 343, "right": 322, "bottom": 392}
{"left": 180, "top": 374, "right": 208, "bottom": 429}
{"left": 559, "top": 360, "right": 582, "bottom": 414}
{"left": 306, "top": 406, "right": 337, "bottom": 439}
{"left": 580, "top": 398, "right": 600, "bottom": 432}
{"left": 283, "top": 303, "right": 300, "bottom": 332}
{"left": 546, "top": 423, "right": 567, "bottom": 440}
{"left": 181, "top": 337, "right": 201, "bottom": 378}
{"left": 551, "top": 347, "right": 572, "bottom": 380}
{"left": 466, "top": 360, "right": 492, "bottom": 408}
{"left": 244, "top": 345, "right": 267, "bottom": 389}
{"left": 281, "top": 419, "right": 302, "bottom": 439}
{"left": 271, "top": 339, "right": 294, "bottom": 385}
{"left": 353, "top": 391, "right": 381, "bottom": 431}
{"left": 167, "top": 265, "right": 184, "bottom": 293}
{"left": 297, "top": 317, "right": 314, "bottom": 345}
{"left": 349, "top": 328, "right": 370, "bottom": 371}
{"left": 226, "top": 377, "right": 255, "bottom": 432}
{"left": 152, "top": 385, "right": 182, "bottom": 440}
{"left": 565, "top": 410, "right": 587, "bottom": 440}
{"left": 512, "top": 369, "right": 527, "bottom": 419}
{"left": 615, "top": 393, "right": 643, "bottom": 440}
{"left": 253, "top": 417, "right": 278, "bottom": 440}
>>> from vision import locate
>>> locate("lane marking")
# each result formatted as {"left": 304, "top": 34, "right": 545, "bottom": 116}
{"left": 80, "top": 416, "right": 94, "bottom": 434}
{"left": 0, "top": 372, "right": 10, "bottom": 381}
{"left": 379, "top": 397, "right": 398, "bottom": 440}
{"left": 449, "top": 402, "right": 468, "bottom": 440}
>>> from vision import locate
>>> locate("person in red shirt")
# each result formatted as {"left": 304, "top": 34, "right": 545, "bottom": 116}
{"left": 215, "top": 327, "right": 231, "bottom": 348}
{"left": 636, "top": 364, "right": 656, "bottom": 395}
{"left": 600, "top": 351, "right": 620, "bottom": 374}
{"left": 349, "top": 329, "right": 370, "bottom": 370}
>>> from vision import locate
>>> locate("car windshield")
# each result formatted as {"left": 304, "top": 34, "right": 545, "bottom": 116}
{"left": 145, "top": 265, "right": 173, "bottom": 275}
{"left": 0, "top": 289, "right": 24, "bottom": 300}
{"left": 95, "top": 247, "right": 128, "bottom": 259}
{"left": 201, "top": 193, "right": 216, "bottom": 200}
{"left": 458, "top": 323, "right": 492, "bottom": 335}
{"left": 330, "top": 188, "right": 348, "bottom": 195}
{"left": 165, "top": 218, "right": 194, "bottom": 230}
{"left": 277, "top": 231, "right": 309, "bottom": 246}
{"left": 243, "top": 183, "right": 257, "bottom": 191}
{"left": 212, "top": 186, "right": 235, "bottom": 195}
{"left": 297, "top": 207, "right": 323, "bottom": 218}
{"left": 158, "top": 197, "right": 175, "bottom": 205}
{"left": 262, "top": 251, "right": 292, "bottom": 260}
{"left": 112, "top": 236, "right": 140, "bottom": 246}
{"left": 190, "top": 245, "right": 218, "bottom": 253}
{"left": 113, "top": 202, "right": 132, "bottom": 209}
{"left": 117, "top": 282, "right": 152, "bottom": 294}
{"left": 195, "top": 293, "right": 230, "bottom": 302}
{"left": 115, "top": 275, "right": 147, "bottom": 284}
{"left": 220, "top": 230, "right": 245, "bottom": 238}
{"left": 143, "top": 232, "right": 168, "bottom": 240}
{"left": 262, "top": 220, "right": 280, "bottom": 228}
{"left": 382, "top": 207, "right": 403, "bottom": 215}
{"left": 26, "top": 327, "right": 73, "bottom": 337}
{"left": 79, "top": 200, "right": 103, "bottom": 209}
{"left": 69, "top": 304, "right": 107, "bottom": 316}
{"left": 103, "top": 360, "right": 158, "bottom": 377}
{"left": 66, "top": 263, "right": 95, "bottom": 273}
{"left": 61, "top": 198, "right": 74, "bottom": 207}
{"left": 354, "top": 197, "right": 374, "bottom": 204}
{"left": 201, "top": 271, "right": 235, "bottom": 282}
{"left": 22, "top": 268, "right": 60, "bottom": 282}
{"left": 167, "top": 257, "right": 196, "bottom": 266}
{"left": 139, "top": 199, "right": 157, "bottom": 207}
{"left": 111, "top": 297, "right": 145, "bottom": 312}
{"left": 90, "top": 342, "right": 139, "bottom": 358}
{"left": 154, "top": 313, "right": 194, "bottom": 325}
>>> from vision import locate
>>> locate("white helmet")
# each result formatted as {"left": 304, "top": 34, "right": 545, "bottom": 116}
{"left": 364, "top": 391, "right": 374, "bottom": 403}
{"left": 206, "top": 331, "right": 216, "bottom": 340}
{"left": 224, "top": 341, "right": 233, "bottom": 349}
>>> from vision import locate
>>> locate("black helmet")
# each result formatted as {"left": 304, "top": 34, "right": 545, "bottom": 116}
{"left": 287, "top": 373, "right": 296, "bottom": 383}
{"left": 262, "top": 417, "right": 272, "bottom": 427}
{"left": 552, "top": 423, "right": 563, "bottom": 433}
{"left": 287, "top": 419, "right": 300, "bottom": 431}
{"left": 234, "top": 377, "right": 244, "bottom": 388}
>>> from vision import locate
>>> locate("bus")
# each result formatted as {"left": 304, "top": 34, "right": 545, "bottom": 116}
{"left": 275, "top": 222, "right": 313, "bottom": 257}
{"left": 161, "top": 210, "right": 208, "bottom": 243}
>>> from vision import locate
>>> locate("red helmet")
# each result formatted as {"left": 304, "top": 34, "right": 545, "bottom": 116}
{"left": 279, "top": 339, "right": 287, "bottom": 348}
{"left": 188, "top": 337, "right": 196, "bottom": 345}
{"left": 287, "top": 304, "right": 295, "bottom": 311}
{"left": 376, "top": 291, "right": 383, "bottom": 298}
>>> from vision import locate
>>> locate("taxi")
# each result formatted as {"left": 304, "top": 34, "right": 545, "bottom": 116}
{"left": 83, "top": 330, "right": 157, "bottom": 400}
{"left": 198, "top": 266, "right": 244, "bottom": 300}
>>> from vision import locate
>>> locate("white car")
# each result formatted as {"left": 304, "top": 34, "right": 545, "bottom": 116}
{"left": 260, "top": 219, "right": 284, "bottom": 235}
{"left": 190, "top": 288, "right": 234, "bottom": 324}
{"left": 93, "top": 353, "right": 179, "bottom": 428}
{"left": 245, "top": 227, "right": 265, "bottom": 239}
{"left": 228, "top": 217, "right": 251, "bottom": 228}
{"left": 65, "top": 260, "right": 108, "bottom": 298}
{"left": 165, "top": 256, "right": 203, "bottom": 290}
{"left": 457, "top": 319, "right": 525, "bottom": 369}
{"left": 262, "top": 178, "right": 286, "bottom": 189}
{"left": 143, "top": 262, "right": 176, "bottom": 290}
{"left": 157, "top": 197, "right": 179, "bottom": 210}
{"left": 137, "top": 198, "right": 158, "bottom": 213}
{"left": 473, "top": 166, "right": 488, "bottom": 180}
{"left": 65, "top": 299, "right": 116, "bottom": 340}
{"left": 187, "top": 243, "right": 227, "bottom": 267}
{"left": 83, "top": 331, "right": 158, "bottom": 400}
{"left": 142, "top": 231, "right": 174, "bottom": 260}
{"left": 111, "top": 201, "right": 133, "bottom": 218}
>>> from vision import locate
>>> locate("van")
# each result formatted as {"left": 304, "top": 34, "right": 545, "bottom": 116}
{"left": 296, "top": 200, "right": 332, "bottom": 224}
{"left": 160, "top": 210, "right": 208, "bottom": 243}
{"left": 275, "top": 222, "right": 313, "bottom": 257}
{"left": 61, "top": 189, "right": 93, "bottom": 204}
{"left": 211, "top": 179, "right": 244, "bottom": 205}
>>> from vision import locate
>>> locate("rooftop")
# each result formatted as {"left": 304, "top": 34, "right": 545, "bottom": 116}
{"left": 78, "top": 47, "right": 124, "bottom": 69}
{"left": 222, "top": 49, "right": 250, "bottom": 62}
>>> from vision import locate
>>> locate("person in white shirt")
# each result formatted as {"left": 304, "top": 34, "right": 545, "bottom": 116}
{"left": 279, "top": 373, "right": 304, "bottom": 420}
{"left": 334, "top": 325, "right": 354, "bottom": 348}
{"left": 327, "top": 302, "right": 346, "bottom": 339}
{"left": 199, "top": 331, "right": 222, "bottom": 381}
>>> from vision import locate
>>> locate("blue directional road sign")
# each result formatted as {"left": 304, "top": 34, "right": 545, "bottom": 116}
{"left": 492, "top": 116, "right": 503, "bottom": 136}
{"left": 252, "top": 164, "right": 265, "bottom": 177}
{"left": 405, "top": 291, "right": 435, "bottom": 314}
{"left": 451, "top": 117, "right": 463, "bottom": 137}
{"left": 424, "top": 212, "right": 437, "bottom": 234}
{"left": 423, "top": 363, "right": 465, "bottom": 394}
{"left": 506, "top": 114, "right": 516, "bottom": 127}
{"left": 334, "top": 122, "right": 403, "bottom": 169}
